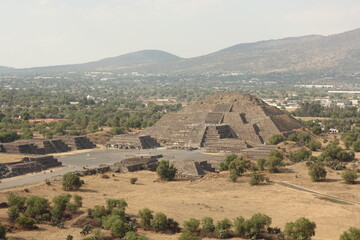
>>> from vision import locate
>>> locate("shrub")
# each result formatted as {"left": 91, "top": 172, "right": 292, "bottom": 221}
{"left": 233, "top": 216, "right": 246, "bottom": 236}
{"left": 256, "top": 158, "right": 266, "bottom": 171}
{"left": 7, "top": 193, "right": 26, "bottom": 210}
{"left": 201, "top": 217, "right": 215, "bottom": 233}
{"left": 312, "top": 126, "right": 322, "bottom": 135}
{"left": 124, "top": 231, "right": 148, "bottom": 240}
{"left": 284, "top": 217, "right": 316, "bottom": 240}
{"left": 138, "top": 208, "right": 153, "bottom": 228}
{"left": 25, "top": 196, "right": 49, "bottom": 219}
{"left": 340, "top": 227, "right": 360, "bottom": 240}
{"left": 249, "top": 172, "right": 265, "bottom": 186}
{"left": 106, "top": 199, "right": 127, "bottom": 212}
{"left": 8, "top": 206, "right": 20, "bottom": 222}
{"left": 102, "top": 215, "right": 122, "bottom": 230}
{"left": 183, "top": 218, "right": 200, "bottom": 233}
{"left": 62, "top": 172, "right": 83, "bottom": 191}
{"left": 288, "top": 148, "right": 312, "bottom": 162}
{"left": 352, "top": 140, "right": 360, "bottom": 152}
{"left": 341, "top": 171, "right": 358, "bottom": 184}
{"left": 220, "top": 154, "right": 238, "bottom": 171}
{"left": 308, "top": 163, "right": 327, "bottom": 182}
{"left": 151, "top": 212, "right": 168, "bottom": 232}
{"left": 130, "top": 177, "right": 138, "bottom": 184}
{"left": 73, "top": 194, "right": 83, "bottom": 208}
{"left": 91, "top": 205, "right": 107, "bottom": 220}
{"left": 265, "top": 156, "right": 283, "bottom": 173}
{"left": 109, "top": 219, "right": 127, "bottom": 238}
{"left": 156, "top": 160, "right": 177, "bottom": 181}
{"left": 214, "top": 218, "right": 232, "bottom": 239}
{"left": 247, "top": 213, "right": 272, "bottom": 234}
{"left": 228, "top": 158, "right": 251, "bottom": 182}
{"left": 0, "top": 223, "right": 6, "bottom": 239}
{"left": 268, "top": 134, "right": 285, "bottom": 145}
{"left": 307, "top": 140, "right": 322, "bottom": 151}
{"left": 15, "top": 216, "right": 36, "bottom": 229}
{"left": 178, "top": 232, "right": 201, "bottom": 240}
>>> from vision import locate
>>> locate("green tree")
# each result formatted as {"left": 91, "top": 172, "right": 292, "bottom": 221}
{"left": 268, "top": 134, "right": 285, "bottom": 145}
{"left": 352, "top": 140, "right": 360, "bottom": 152}
{"left": 340, "top": 227, "right": 360, "bottom": 240}
{"left": 249, "top": 172, "right": 265, "bottom": 186}
{"left": 228, "top": 158, "right": 251, "bottom": 182}
{"left": 219, "top": 154, "right": 238, "bottom": 171}
{"left": 25, "top": 196, "right": 49, "bottom": 219}
{"left": 8, "top": 206, "right": 20, "bottom": 223}
{"left": 214, "top": 218, "right": 232, "bottom": 239}
{"left": 0, "top": 223, "right": 6, "bottom": 239}
{"left": 62, "top": 172, "right": 83, "bottom": 191}
{"left": 341, "top": 171, "right": 358, "bottom": 184}
{"left": 183, "top": 218, "right": 200, "bottom": 233}
{"left": 288, "top": 148, "right": 312, "bottom": 162}
{"left": 151, "top": 212, "right": 168, "bottom": 232}
{"left": 138, "top": 208, "right": 153, "bottom": 228}
{"left": 308, "top": 163, "right": 327, "bottom": 182}
{"left": 156, "top": 160, "right": 177, "bottom": 181}
{"left": 7, "top": 193, "right": 27, "bottom": 210}
{"left": 201, "top": 217, "right": 215, "bottom": 234}
{"left": 284, "top": 217, "right": 316, "bottom": 240}
{"left": 256, "top": 158, "right": 266, "bottom": 171}
{"left": 15, "top": 216, "right": 36, "bottom": 229}
{"left": 307, "top": 140, "right": 322, "bottom": 151}
{"left": 106, "top": 199, "right": 127, "bottom": 212}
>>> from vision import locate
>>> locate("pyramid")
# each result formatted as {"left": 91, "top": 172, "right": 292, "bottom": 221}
{"left": 141, "top": 93, "right": 302, "bottom": 153}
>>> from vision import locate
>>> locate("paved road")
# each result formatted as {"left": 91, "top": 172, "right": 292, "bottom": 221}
{"left": 0, "top": 148, "right": 216, "bottom": 190}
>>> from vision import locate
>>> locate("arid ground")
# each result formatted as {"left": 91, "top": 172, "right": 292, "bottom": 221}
{"left": 0, "top": 160, "right": 359, "bottom": 240}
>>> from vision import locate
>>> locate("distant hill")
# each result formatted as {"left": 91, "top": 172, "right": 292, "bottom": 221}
{"left": 25, "top": 50, "right": 182, "bottom": 72}
{"left": 0, "top": 66, "right": 13, "bottom": 71}
{"left": 9, "top": 28, "right": 360, "bottom": 75}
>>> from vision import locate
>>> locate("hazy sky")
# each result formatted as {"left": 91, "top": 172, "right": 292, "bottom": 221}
{"left": 1, "top": 0, "right": 360, "bottom": 68}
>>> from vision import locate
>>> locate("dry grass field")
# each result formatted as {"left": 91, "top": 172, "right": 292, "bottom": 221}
{"left": 0, "top": 164, "right": 359, "bottom": 240}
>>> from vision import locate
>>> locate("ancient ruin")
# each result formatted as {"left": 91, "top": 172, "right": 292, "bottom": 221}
{"left": 140, "top": 92, "right": 302, "bottom": 155}
{"left": 0, "top": 156, "right": 62, "bottom": 178}
{"left": 0, "top": 136, "right": 96, "bottom": 155}
{"left": 106, "top": 134, "right": 160, "bottom": 149}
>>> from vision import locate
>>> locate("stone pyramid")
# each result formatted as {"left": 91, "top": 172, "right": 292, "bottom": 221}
{"left": 141, "top": 93, "right": 302, "bottom": 152}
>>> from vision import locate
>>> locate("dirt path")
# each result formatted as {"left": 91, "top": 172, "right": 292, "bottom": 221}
{"left": 276, "top": 181, "right": 360, "bottom": 206}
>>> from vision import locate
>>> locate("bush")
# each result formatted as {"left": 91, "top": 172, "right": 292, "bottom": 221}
{"left": 90, "top": 205, "right": 107, "bottom": 220}
{"left": 352, "top": 140, "right": 360, "bottom": 152}
{"left": 265, "top": 156, "right": 283, "bottom": 173}
{"left": 284, "top": 217, "right": 316, "bottom": 240}
{"left": 109, "top": 219, "right": 128, "bottom": 238}
{"left": 247, "top": 213, "right": 272, "bottom": 234}
{"left": 8, "top": 206, "right": 20, "bottom": 222}
{"left": 341, "top": 171, "right": 358, "bottom": 184}
{"left": 106, "top": 199, "right": 127, "bottom": 212}
{"left": 228, "top": 158, "right": 251, "bottom": 182}
{"left": 307, "top": 140, "right": 322, "bottom": 151}
{"left": 178, "top": 232, "right": 201, "bottom": 240}
{"left": 124, "top": 231, "right": 148, "bottom": 240}
{"left": 220, "top": 154, "right": 238, "bottom": 171}
{"left": 138, "top": 208, "right": 153, "bottom": 228}
{"left": 156, "top": 160, "right": 177, "bottom": 181}
{"left": 73, "top": 194, "right": 83, "bottom": 208}
{"left": 15, "top": 216, "right": 36, "bottom": 229}
{"left": 340, "top": 227, "right": 360, "bottom": 240}
{"left": 214, "top": 218, "right": 232, "bottom": 239}
{"left": 151, "top": 212, "right": 168, "bottom": 232}
{"left": 7, "top": 193, "right": 27, "bottom": 210}
{"left": 308, "top": 163, "right": 327, "bottom": 182}
{"left": 288, "top": 148, "right": 312, "bottom": 162}
{"left": 268, "top": 134, "right": 285, "bottom": 145}
{"left": 25, "top": 196, "right": 49, "bottom": 219}
{"left": 183, "top": 218, "right": 200, "bottom": 233}
{"left": 0, "top": 223, "right": 6, "bottom": 239}
{"left": 130, "top": 177, "right": 138, "bottom": 184}
{"left": 233, "top": 216, "right": 246, "bottom": 236}
{"left": 62, "top": 172, "right": 84, "bottom": 191}
{"left": 256, "top": 158, "right": 266, "bottom": 171}
{"left": 249, "top": 172, "right": 265, "bottom": 186}
{"left": 201, "top": 217, "right": 215, "bottom": 234}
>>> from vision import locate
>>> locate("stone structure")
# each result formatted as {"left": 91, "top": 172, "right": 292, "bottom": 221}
{"left": 106, "top": 134, "right": 160, "bottom": 149}
{"left": 0, "top": 156, "right": 61, "bottom": 178}
{"left": 0, "top": 136, "right": 96, "bottom": 154}
{"left": 170, "top": 160, "right": 216, "bottom": 178}
{"left": 110, "top": 156, "right": 159, "bottom": 173}
{"left": 141, "top": 93, "right": 302, "bottom": 155}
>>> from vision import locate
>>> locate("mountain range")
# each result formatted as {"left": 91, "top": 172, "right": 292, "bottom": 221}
{"left": 2, "top": 28, "right": 360, "bottom": 75}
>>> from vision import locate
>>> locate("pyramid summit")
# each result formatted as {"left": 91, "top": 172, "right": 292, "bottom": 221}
{"left": 141, "top": 92, "right": 302, "bottom": 152}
